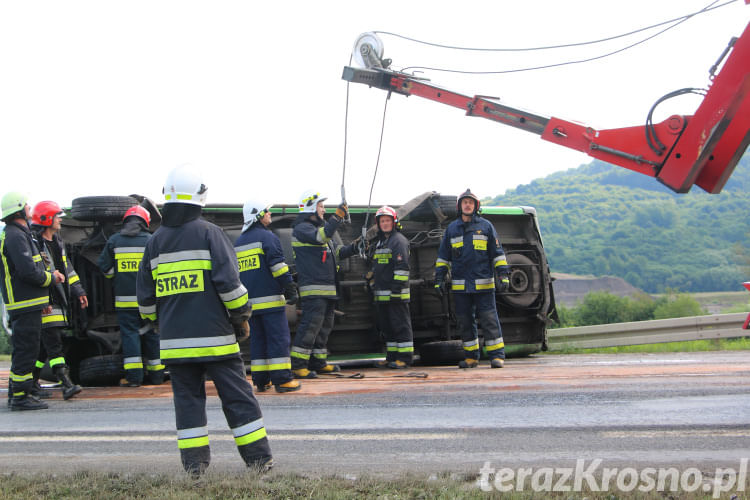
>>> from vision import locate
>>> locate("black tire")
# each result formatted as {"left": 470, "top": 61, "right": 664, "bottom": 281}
{"left": 70, "top": 196, "right": 139, "bottom": 222}
{"left": 78, "top": 354, "right": 124, "bottom": 386}
{"left": 418, "top": 340, "right": 464, "bottom": 365}
{"left": 500, "top": 253, "right": 542, "bottom": 308}
{"left": 404, "top": 195, "right": 457, "bottom": 221}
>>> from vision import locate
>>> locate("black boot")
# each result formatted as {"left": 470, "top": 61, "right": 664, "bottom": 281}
{"left": 10, "top": 394, "right": 49, "bottom": 411}
{"left": 6, "top": 380, "right": 12, "bottom": 408}
{"left": 31, "top": 367, "right": 52, "bottom": 399}
{"left": 55, "top": 366, "right": 82, "bottom": 400}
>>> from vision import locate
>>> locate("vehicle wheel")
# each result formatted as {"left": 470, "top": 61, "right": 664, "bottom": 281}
{"left": 70, "top": 196, "right": 139, "bottom": 222}
{"left": 78, "top": 354, "right": 124, "bottom": 386}
{"left": 418, "top": 340, "right": 464, "bottom": 365}
{"left": 500, "top": 253, "right": 541, "bottom": 308}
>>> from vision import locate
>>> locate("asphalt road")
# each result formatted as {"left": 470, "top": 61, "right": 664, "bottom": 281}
{"left": 1, "top": 351, "right": 749, "bottom": 477}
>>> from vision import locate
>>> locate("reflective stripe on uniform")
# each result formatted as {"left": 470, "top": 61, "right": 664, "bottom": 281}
{"left": 124, "top": 356, "right": 143, "bottom": 370}
{"left": 250, "top": 357, "right": 291, "bottom": 371}
{"left": 160, "top": 334, "right": 239, "bottom": 360}
{"left": 146, "top": 359, "right": 165, "bottom": 371}
{"left": 115, "top": 295, "right": 139, "bottom": 309}
{"left": 42, "top": 306, "right": 66, "bottom": 324}
{"left": 435, "top": 257, "right": 450, "bottom": 269}
{"left": 397, "top": 342, "right": 414, "bottom": 353}
{"left": 493, "top": 255, "right": 508, "bottom": 267}
{"left": 463, "top": 339, "right": 480, "bottom": 351}
{"left": 393, "top": 270, "right": 409, "bottom": 281}
{"left": 219, "top": 285, "right": 249, "bottom": 309}
{"left": 315, "top": 226, "right": 330, "bottom": 244}
{"left": 299, "top": 284, "right": 336, "bottom": 297}
{"left": 270, "top": 262, "right": 289, "bottom": 278}
{"left": 311, "top": 349, "right": 327, "bottom": 360}
{"left": 450, "top": 236, "right": 463, "bottom": 248}
{"left": 177, "top": 426, "right": 209, "bottom": 449}
{"left": 291, "top": 346, "right": 311, "bottom": 360}
{"left": 10, "top": 370, "right": 33, "bottom": 382}
{"left": 386, "top": 342, "right": 398, "bottom": 352}
{"left": 249, "top": 294, "right": 285, "bottom": 310}
{"left": 451, "top": 279, "right": 465, "bottom": 291}
{"left": 374, "top": 289, "right": 391, "bottom": 302}
{"left": 48, "top": 356, "right": 65, "bottom": 367}
{"left": 485, "top": 338, "right": 505, "bottom": 351}
{"left": 232, "top": 418, "right": 267, "bottom": 447}
{"left": 475, "top": 277, "right": 495, "bottom": 290}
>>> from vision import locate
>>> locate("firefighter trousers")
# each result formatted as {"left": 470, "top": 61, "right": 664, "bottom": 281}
{"left": 117, "top": 310, "right": 163, "bottom": 384}
{"left": 249, "top": 310, "right": 293, "bottom": 387}
{"left": 375, "top": 301, "right": 414, "bottom": 364}
{"left": 168, "top": 356, "right": 272, "bottom": 474}
{"left": 453, "top": 292, "right": 505, "bottom": 361}
{"left": 37, "top": 326, "right": 66, "bottom": 371}
{"left": 9, "top": 310, "right": 42, "bottom": 398}
{"left": 291, "top": 297, "right": 335, "bottom": 371}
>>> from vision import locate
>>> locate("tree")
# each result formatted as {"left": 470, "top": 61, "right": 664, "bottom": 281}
{"left": 652, "top": 293, "right": 706, "bottom": 319}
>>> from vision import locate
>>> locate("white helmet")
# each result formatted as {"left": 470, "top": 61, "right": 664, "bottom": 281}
{"left": 163, "top": 164, "right": 208, "bottom": 206}
{"left": 298, "top": 190, "right": 327, "bottom": 213}
{"left": 242, "top": 199, "right": 273, "bottom": 232}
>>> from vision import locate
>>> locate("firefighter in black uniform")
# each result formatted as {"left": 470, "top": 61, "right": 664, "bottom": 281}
{"left": 290, "top": 191, "right": 357, "bottom": 379}
{"left": 136, "top": 165, "right": 272, "bottom": 475}
{"left": 31, "top": 200, "right": 85, "bottom": 400}
{"left": 370, "top": 206, "right": 414, "bottom": 368}
{"left": 1, "top": 192, "right": 64, "bottom": 411}
{"left": 98, "top": 205, "right": 163, "bottom": 387}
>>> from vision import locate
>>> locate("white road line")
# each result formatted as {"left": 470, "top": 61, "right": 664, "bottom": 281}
{"left": 600, "top": 429, "right": 750, "bottom": 438}
{"left": 0, "top": 432, "right": 462, "bottom": 443}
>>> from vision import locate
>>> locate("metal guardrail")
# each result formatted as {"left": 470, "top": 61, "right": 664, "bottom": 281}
{"left": 547, "top": 312, "right": 749, "bottom": 350}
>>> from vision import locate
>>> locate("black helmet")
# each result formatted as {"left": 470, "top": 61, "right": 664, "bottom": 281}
{"left": 457, "top": 188, "right": 480, "bottom": 215}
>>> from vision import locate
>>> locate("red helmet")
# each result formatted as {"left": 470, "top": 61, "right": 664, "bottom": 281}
{"left": 457, "top": 188, "right": 481, "bottom": 215}
{"left": 31, "top": 201, "right": 64, "bottom": 227}
{"left": 123, "top": 205, "right": 151, "bottom": 226}
{"left": 375, "top": 205, "right": 401, "bottom": 231}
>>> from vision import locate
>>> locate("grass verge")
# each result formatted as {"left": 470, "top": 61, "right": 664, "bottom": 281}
{"left": 0, "top": 471, "right": 737, "bottom": 499}
{"left": 548, "top": 336, "right": 750, "bottom": 354}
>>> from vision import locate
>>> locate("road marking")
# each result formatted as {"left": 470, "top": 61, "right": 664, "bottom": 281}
{"left": 600, "top": 429, "right": 750, "bottom": 438}
{"left": 0, "top": 432, "right": 461, "bottom": 443}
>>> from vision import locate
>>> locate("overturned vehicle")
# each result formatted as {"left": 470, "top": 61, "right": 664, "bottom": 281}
{"left": 49, "top": 192, "right": 557, "bottom": 385}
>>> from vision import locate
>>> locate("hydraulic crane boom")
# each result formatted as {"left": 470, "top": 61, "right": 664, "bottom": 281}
{"left": 342, "top": 18, "right": 750, "bottom": 194}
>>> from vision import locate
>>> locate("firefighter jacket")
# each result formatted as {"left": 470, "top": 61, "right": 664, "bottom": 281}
{"left": 435, "top": 214, "right": 509, "bottom": 294}
{"left": 371, "top": 230, "right": 411, "bottom": 302}
{"left": 0, "top": 221, "right": 52, "bottom": 314}
{"left": 234, "top": 224, "right": 293, "bottom": 315}
{"left": 136, "top": 206, "right": 251, "bottom": 364}
{"left": 33, "top": 231, "right": 86, "bottom": 328}
{"left": 98, "top": 220, "right": 151, "bottom": 310}
{"left": 291, "top": 213, "right": 356, "bottom": 300}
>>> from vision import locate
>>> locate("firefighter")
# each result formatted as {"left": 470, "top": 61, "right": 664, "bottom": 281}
{"left": 290, "top": 191, "right": 357, "bottom": 378}
{"left": 434, "top": 189, "right": 510, "bottom": 369}
{"left": 98, "top": 205, "right": 163, "bottom": 387}
{"left": 370, "top": 206, "right": 414, "bottom": 368}
{"left": 136, "top": 165, "right": 272, "bottom": 475}
{"left": 1, "top": 192, "right": 64, "bottom": 411}
{"left": 235, "top": 200, "right": 300, "bottom": 393}
{"left": 30, "top": 201, "right": 85, "bottom": 400}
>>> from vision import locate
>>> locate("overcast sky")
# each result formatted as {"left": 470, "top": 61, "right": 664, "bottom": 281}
{"left": 1, "top": 0, "right": 748, "bottom": 209}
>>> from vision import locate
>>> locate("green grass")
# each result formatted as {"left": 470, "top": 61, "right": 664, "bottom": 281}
{"left": 0, "top": 354, "right": 9, "bottom": 361}
{"left": 0, "top": 471, "right": 737, "bottom": 499}
{"left": 548, "top": 336, "right": 750, "bottom": 354}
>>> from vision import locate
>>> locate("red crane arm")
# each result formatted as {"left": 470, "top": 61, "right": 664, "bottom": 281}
{"left": 342, "top": 20, "right": 750, "bottom": 193}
